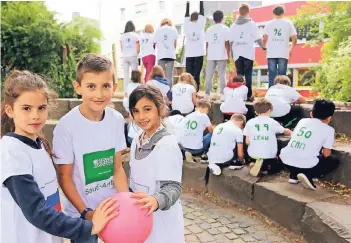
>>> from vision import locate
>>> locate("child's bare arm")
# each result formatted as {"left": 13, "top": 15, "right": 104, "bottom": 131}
{"left": 113, "top": 151, "right": 129, "bottom": 192}
{"left": 57, "top": 164, "right": 88, "bottom": 217}
{"left": 245, "top": 136, "right": 250, "bottom": 145}
{"left": 207, "top": 125, "right": 214, "bottom": 134}
{"left": 237, "top": 143, "right": 244, "bottom": 161}
{"left": 322, "top": 148, "right": 332, "bottom": 158}
{"left": 192, "top": 93, "right": 198, "bottom": 107}
{"left": 136, "top": 41, "right": 140, "bottom": 54}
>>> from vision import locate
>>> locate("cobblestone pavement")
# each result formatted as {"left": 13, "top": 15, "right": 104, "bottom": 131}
{"left": 181, "top": 194, "right": 293, "bottom": 243}
{"left": 65, "top": 193, "right": 296, "bottom": 243}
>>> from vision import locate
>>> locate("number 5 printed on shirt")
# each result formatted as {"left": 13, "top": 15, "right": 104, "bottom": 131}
{"left": 296, "top": 127, "right": 312, "bottom": 139}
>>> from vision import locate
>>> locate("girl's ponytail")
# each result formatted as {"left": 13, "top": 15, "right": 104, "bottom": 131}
{"left": 1, "top": 101, "right": 15, "bottom": 137}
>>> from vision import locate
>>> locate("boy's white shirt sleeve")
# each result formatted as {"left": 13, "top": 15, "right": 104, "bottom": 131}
{"left": 191, "top": 85, "right": 196, "bottom": 93}
{"left": 263, "top": 22, "right": 270, "bottom": 35}
{"left": 53, "top": 122, "right": 74, "bottom": 164}
{"left": 114, "top": 113, "right": 127, "bottom": 152}
{"left": 225, "top": 26, "right": 231, "bottom": 41}
{"left": 289, "top": 88, "right": 301, "bottom": 102}
{"left": 155, "top": 137, "right": 183, "bottom": 182}
{"left": 272, "top": 120, "right": 286, "bottom": 134}
{"left": 235, "top": 130, "right": 244, "bottom": 144}
{"left": 243, "top": 121, "right": 251, "bottom": 136}
{"left": 289, "top": 21, "right": 297, "bottom": 36}
{"left": 1, "top": 149, "right": 33, "bottom": 184}
{"left": 252, "top": 23, "right": 262, "bottom": 40}
{"left": 323, "top": 128, "right": 335, "bottom": 149}
{"left": 204, "top": 114, "right": 211, "bottom": 128}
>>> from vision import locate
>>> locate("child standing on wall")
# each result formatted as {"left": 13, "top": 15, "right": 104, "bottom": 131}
{"left": 53, "top": 54, "right": 129, "bottom": 243}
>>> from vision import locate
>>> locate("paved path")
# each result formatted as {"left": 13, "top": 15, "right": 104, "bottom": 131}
{"left": 65, "top": 193, "right": 298, "bottom": 243}
{"left": 181, "top": 194, "right": 293, "bottom": 243}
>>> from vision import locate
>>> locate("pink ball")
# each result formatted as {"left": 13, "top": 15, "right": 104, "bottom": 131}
{"left": 100, "top": 192, "right": 153, "bottom": 243}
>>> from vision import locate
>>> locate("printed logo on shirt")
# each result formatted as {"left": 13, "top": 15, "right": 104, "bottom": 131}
{"left": 175, "top": 87, "right": 186, "bottom": 96}
{"left": 191, "top": 32, "right": 200, "bottom": 42}
{"left": 46, "top": 189, "right": 62, "bottom": 211}
{"left": 271, "top": 28, "right": 284, "bottom": 42}
{"left": 253, "top": 124, "right": 270, "bottom": 140}
{"left": 211, "top": 33, "right": 219, "bottom": 44}
{"left": 184, "top": 120, "right": 198, "bottom": 137}
{"left": 83, "top": 148, "right": 115, "bottom": 185}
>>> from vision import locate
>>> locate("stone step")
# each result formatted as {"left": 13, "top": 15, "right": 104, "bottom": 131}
{"left": 181, "top": 162, "right": 351, "bottom": 243}
{"left": 49, "top": 98, "right": 351, "bottom": 137}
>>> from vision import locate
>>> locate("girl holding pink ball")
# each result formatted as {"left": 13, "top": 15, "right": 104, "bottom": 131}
{"left": 128, "top": 84, "right": 185, "bottom": 242}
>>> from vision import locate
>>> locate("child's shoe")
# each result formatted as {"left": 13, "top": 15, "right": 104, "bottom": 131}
{"left": 185, "top": 151, "right": 196, "bottom": 163}
{"left": 200, "top": 154, "right": 208, "bottom": 163}
{"left": 297, "top": 173, "right": 316, "bottom": 191}
{"left": 209, "top": 163, "right": 221, "bottom": 176}
{"left": 288, "top": 174, "right": 299, "bottom": 184}
{"left": 229, "top": 160, "right": 244, "bottom": 170}
{"left": 249, "top": 158, "right": 263, "bottom": 177}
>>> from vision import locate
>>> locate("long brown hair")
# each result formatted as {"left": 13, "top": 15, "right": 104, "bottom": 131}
{"left": 149, "top": 65, "right": 166, "bottom": 80}
{"left": 1, "top": 70, "right": 57, "bottom": 158}
{"left": 179, "top": 72, "right": 198, "bottom": 90}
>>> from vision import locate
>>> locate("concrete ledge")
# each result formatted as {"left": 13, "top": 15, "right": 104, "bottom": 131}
{"left": 252, "top": 182, "right": 333, "bottom": 234}
{"left": 302, "top": 202, "right": 351, "bottom": 243}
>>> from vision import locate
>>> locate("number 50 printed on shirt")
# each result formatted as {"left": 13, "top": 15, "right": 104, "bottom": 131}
{"left": 83, "top": 148, "right": 115, "bottom": 185}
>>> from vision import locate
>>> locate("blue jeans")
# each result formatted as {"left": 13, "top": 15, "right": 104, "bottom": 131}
{"left": 71, "top": 235, "right": 98, "bottom": 243}
{"left": 235, "top": 56, "right": 254, "bottom": 98}
{"left": 268, "top": 58, "right": 288, "bottom": 87}
{"left": 183, "top": 133, "right": 212, "bottom": 155}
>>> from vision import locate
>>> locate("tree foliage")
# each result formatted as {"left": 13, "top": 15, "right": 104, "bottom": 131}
{"left": 1, "top": 1, "right": 102, "bottom": 98}
{"left": 294, "top": 1, "right": 351, "bottom": 101}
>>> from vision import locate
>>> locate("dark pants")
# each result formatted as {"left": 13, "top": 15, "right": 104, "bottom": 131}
{"left": 248, "top": 157, "right": 283, "bottom": 174}
{"left": 204, "top": 160, "right": 236, "bottom": 185}
{"left": 285, "top": 154, "right": 340, "bottom": 180}
{"left": 186, "top": 56, "right": 204, "bottom": 92}
{"left": 235, "top": 56, "right": 253, "bottom": 99}
{"left": 273, "top": 105, "right": 306, "bottom": 129}
{"left": 268, "top": 58, "right": 288, "bottom": 87}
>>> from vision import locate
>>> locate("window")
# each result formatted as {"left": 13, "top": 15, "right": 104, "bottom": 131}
{"left": 175, "top": 25, "right": 182, "bottom": 35}
{"left": 159, "top": 1, "right": 165, "bottom": 10}
{"left": 120, "top": 8, "right": 125, "bottom": 20}
{"left": 297, "top": 69, "right": 315, "bottom": 87}
{"left": 135, "top": 3, "right": 148, "bottom": 16}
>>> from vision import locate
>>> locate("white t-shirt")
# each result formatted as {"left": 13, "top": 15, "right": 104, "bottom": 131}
{"left": 207, "top": 121, "right": 243, "bottom": 164}
{"left": 1, "top": 136, "right": 62, "bottom": 243}
{"left": 280, "top": 118, "right": 335, "bottom": 168}
{"left": 220, "top": 86, "right": 248, "bottom": 114}
{"left": 123, "top": 82, "right": 141, "bottom": 112}
{"left": 263, "top": 19, "right": 297, "bottom": 59}
{"left": 181, "top": 111, "right": 211, "bottom": 149}
{"left": 128, "top": 122, "right": 143, "bottom": 140}
{"left": 154, "top": 25, "right": 178, "bottom": 60}
{"left": 205, "top": 24, "right": 230, "bottom": 60}
{"left": 243, "top": 116, "right": 285, "bottom": 159}
{"left": 164, "top": 115, "right": 189, "bottom": 143}
{"left": 171, "top": 83, "right": 196, "bottom": 114}
{"left": 184, "top": 15, "right": 206, "bottom": 57}
{"left": 265, "top": 84, "right": 300, "bottom": 117}
{"left": 120, "top": 32, "right": 140, "bottom": 57}
{"left": 147, "top": 79, "right": 170, "bottom": 96}
{"left": 229, "top": 21, "right": 261, "bottom": 61}
{"left": 53, "top": 106, "right": 126, "bottom": 217}
{"left": 140, "top": 33, "right": 155, "bottom": 57}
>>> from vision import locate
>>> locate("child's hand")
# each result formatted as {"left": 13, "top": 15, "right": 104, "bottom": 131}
{"left": 131, "top": 192, "right": 159, "bottom": 216}
{"left": 284, "top": 128, "right": 293, "bottom": 136}
{"left": 91, "top": 197, "right": 119, "bottom": 235}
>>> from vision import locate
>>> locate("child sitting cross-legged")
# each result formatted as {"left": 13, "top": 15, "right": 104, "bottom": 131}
{"left": 220, "top": 75, "right": 248, "bottom": 121}
{"left": 181, "top": 100, "right": 213, "bottom": 163}
{"left": 280, "top": 99, "right": 340, "bottom": 190}
{"left": 244, "top": 98, "right": 292, "bottom": 177}
{"left": 205, "top": 114, "right": 246, "bottom": 185}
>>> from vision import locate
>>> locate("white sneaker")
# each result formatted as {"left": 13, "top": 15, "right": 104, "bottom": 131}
{"left": 209, "top": 164, "right": 222, "bottom": 176}
{"left": 185, "top": 152, "right": 195, "bottom": 163}
{"left": 297, "top": 173, "right": 317, "bottom": 191}
{"left": 288, "top": 178, "right": 299, "bottom": 184}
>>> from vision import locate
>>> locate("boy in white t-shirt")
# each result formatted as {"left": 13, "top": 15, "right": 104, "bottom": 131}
{"left": 53, "top": 54, "right": 129, "bottom": 243}
{"left": 220, "top": 75, "right": 248, "bottom": 121}
{"left": 265, "top": 75, "right": 307, "bottom": 129}
{"left": 163, "top": 110, "right": 189, "bottom": 144}
{"left": 280, "top": 99, "right": 340, "bottom": 190}
{"left": 184, "top": 1, "right": 205, "bottom": 91}
{"left": 263, "top": 5, "right": 297, "bottom": 87}
{"left": 229, "top": 4, "right": 265, "bottom": 101}
{"left": 205, "top": 10, "right": 231, "bottom": 99}
{"left": 181, "top": 100, "right": 214, "bottom": 163}
{"left": 243, "top": 98, "right": 292, "bottom": 177}
{"left": 206, "top": 114, "right": 246, "bottom": 184}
